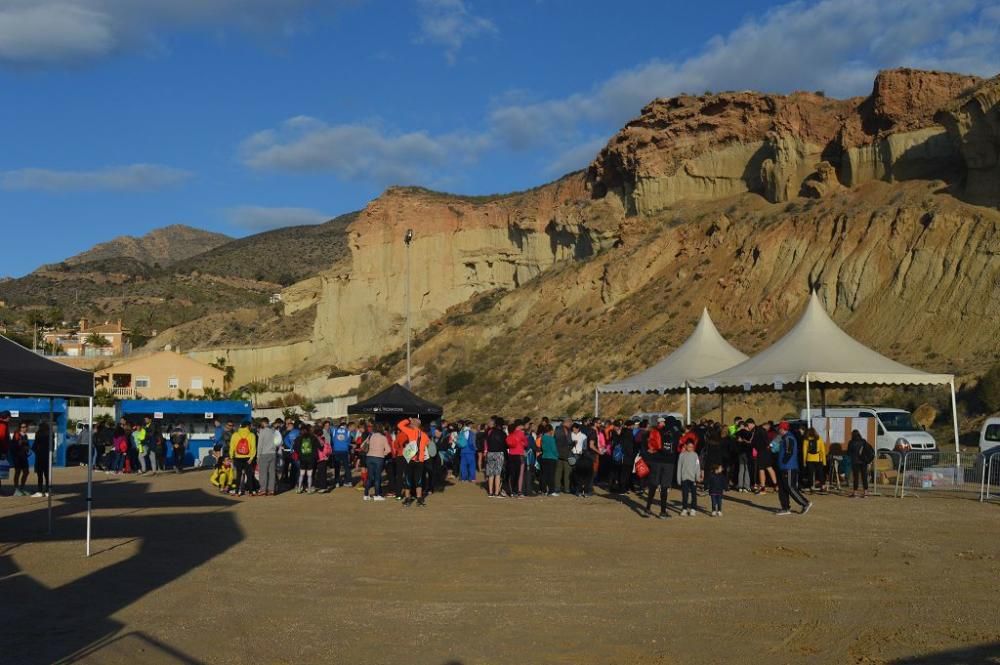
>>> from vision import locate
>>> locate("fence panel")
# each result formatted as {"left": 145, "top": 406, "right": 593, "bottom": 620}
{"left": 870, "top": 450, "right": 903, "bottom": 497}
{"left": 982, "top": 454, "right": 1000, "bottom": 503}
{"left": 898, "top": 451, "right": 985, "bottom": 499}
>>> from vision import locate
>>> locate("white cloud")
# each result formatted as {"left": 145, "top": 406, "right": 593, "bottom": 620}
{"left": 241, "top": 115, "right": 491, "bottom": 185}
{"left": 0, "top": 163, "right": 192, "bottom": 191}
{"left": 226, "top": 205, "right": 330, "bottom": 231}
{"left": 543, "top": 137, "right": 607, "bottom": 177}
{"left": 489, "top": 0, "right": 1000, "bottom": 151}
{"left": 0, "top": 0, "right": 321, "bottom": 66}
{"left": 415, "top": 0, "right": 496, "bottom": 64}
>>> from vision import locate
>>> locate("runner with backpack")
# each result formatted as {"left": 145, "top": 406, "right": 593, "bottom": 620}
{"left": 229, "top": 421, "right": 257, "bottom": 496}
{"left": 458, "top": 421, "right": 477, "bottom": 482}
{"left": 776, "top": 421, "right": 811, "bottom": 516}
{"left": 331, "top": 420, "right": 353, "bottom": 487}
{"left": 294, "top": 423, "right": 320, "bottom": 494}
{"left": 847, "top": 429, "right": 875, "bottom": 498}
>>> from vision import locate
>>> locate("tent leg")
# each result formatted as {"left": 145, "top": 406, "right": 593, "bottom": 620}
{"left": 86, "top": 397, "right": 94, "bottom": 557}
{"left": 720, "top": 393, "right": 725, "bottom": 425}
{"left": 950, "top": 380, "right": 960, "bottom": 455}
{"left": 594, "top": 387, "right": 600, "bottom": 418}
{"left": 820, "top": 386, "right": 827, "bottom": 417}
{"left": 685, "top": 385, "right": 692, "bottom": 426}
{"left": 805, "top": 375, "right": 812, "bottom": 429}
{"left": 48, "top": 397, "right": 53, "bottom": 536}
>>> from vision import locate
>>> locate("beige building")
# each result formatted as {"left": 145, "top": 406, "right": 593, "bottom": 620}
{"left": 43, "top": 319, "right": 131, "bottom": 357}
{"left": 96, "top": 351, "right": 225, "bottom": 399}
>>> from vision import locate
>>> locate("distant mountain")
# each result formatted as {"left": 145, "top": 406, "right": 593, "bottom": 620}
{"left": 172, "top": 212, "right": 357, "bottom": 286}
{"left": 63, "top": 224, "right": 232, "bottom": 268}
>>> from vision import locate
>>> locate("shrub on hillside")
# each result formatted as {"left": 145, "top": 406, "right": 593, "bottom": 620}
{"left": 976, "top": 364, "right": 1000, "bottom": 414}
{"left": 445, "top": 371, "right": 475, "bottom": 395}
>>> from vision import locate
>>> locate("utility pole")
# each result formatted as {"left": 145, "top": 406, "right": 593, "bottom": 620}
{"left": 404, "top": 228, "right": 414, "bottom": 388}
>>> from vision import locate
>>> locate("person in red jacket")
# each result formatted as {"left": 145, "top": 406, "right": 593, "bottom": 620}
{"left": 679, "top": 425, "right": 699, "bottom": 454}
{"left": 505, "top": 420, "right": 527, "bottom": 497}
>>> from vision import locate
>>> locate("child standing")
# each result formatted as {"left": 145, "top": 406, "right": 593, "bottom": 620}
{"left": 707, "top": 464, "right": 727, "bottom": 516}
{"left": 677, "top": 441, "right": 702, "bottom": 516}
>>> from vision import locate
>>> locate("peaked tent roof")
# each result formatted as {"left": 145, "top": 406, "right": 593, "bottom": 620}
{"left": 690, "top": 293, "right": 953, "bottom": 389}
{"left": 0, "top": 334, "right": 94, "bottom": 398}
{"left": 599, "top": 308, "right": 749, "bottom": 393}
{"left": 348, "top": 383, "right": 444, "bottom": 419}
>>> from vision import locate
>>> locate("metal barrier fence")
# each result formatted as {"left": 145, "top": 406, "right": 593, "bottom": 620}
{"left": 897, "top": 451, "right": 985, "bottom": 499}
{"left": 982, "top": 454, "right": 1000, "bottom": 503}
{"left": 870, "top": 450, "right": 902, "bottom": 497}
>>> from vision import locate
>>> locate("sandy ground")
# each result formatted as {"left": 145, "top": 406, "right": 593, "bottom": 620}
{"left": 2, "top": 467, "right": 999, "bottom": 665}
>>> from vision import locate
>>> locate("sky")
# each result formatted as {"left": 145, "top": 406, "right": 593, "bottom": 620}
{"left": 0, "top": 0, "right": 998, "bottom": 276}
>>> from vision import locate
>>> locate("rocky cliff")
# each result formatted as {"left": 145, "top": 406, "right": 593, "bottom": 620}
{"left": 284, "top": 177, "right": 625, "bottom": 366}
{"left": 936, "top": 74, "right": 1000, "bottom": 205}
{"left": 587, "top": 69, "right": 981, "bottom": 215}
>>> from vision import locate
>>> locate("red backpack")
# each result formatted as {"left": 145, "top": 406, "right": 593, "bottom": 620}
{"left": 235, "top": 436, "right": 251, "bottom": 456}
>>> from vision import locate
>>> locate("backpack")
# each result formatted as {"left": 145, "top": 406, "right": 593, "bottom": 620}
{"left": 807, "top": 437, "right": 818, "bottom": 455}
{"left": 860, "top": 441, "right": 876, "bottom": 465}
{"left": 235, "top": 436, "right": 250, "bottom": 456}
{"left": 427, "top": 438, "right": 438, "bottom": 458}
{"left": 299, "top": 436, "right": 314, "bottom": 457}
{"left": 334, "top": 427, "right": 350, "bottom": 445}
{"left": 612, "top": 443, "right": 624, "bottom": 464}
{"left": 457, "top": 429, "right": 470, "bottom": 449}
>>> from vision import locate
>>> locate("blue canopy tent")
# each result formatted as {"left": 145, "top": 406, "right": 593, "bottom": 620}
{"left": 0, "top": 398, "right": 69, "bottom": 466}
{"left": 116, "top": 400, "right": 252, "bottom": 468}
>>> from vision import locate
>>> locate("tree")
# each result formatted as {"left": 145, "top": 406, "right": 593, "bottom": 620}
{"left": 85, "top": 332, "right": 111, "bottom": 348}
{"left": 94, "top": 388, "right": 116, "bottom": 408}
{"left": 281, "top": 407, "right": 300, "bottom": 422}
{"left": 210, "top": 356, "right": 236, "bottom": 391}
{"left": 301, "top": 401, "right": 317, "bottom": 420}
{"left": 241, "top": 381, "right": 269, "bottom": 408}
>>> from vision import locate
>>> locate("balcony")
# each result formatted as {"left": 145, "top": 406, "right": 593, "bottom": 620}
{"left": 113, "top": 387, "right": 136, "bottom": 399}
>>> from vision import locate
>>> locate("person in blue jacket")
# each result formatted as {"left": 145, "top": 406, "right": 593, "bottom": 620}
{"left": 331, "top": 419, "right": 353, "bottom": 487}
{"left": 776, "top": 421, "right": 811, "bottom": 516}
{"left": 458, "top": 421, "right": 477, "bottom": 482}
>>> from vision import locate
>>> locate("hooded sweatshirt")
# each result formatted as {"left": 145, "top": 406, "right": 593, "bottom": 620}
{"left": 229, "top": 427, "right": 257, "bottom": 460}
{"left": 677, "top": 450, "right": 701, "bottom": 483}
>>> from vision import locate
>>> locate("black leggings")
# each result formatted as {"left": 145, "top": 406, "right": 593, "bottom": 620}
{"left": 506, "top": 454, "right": 523, "bottom": 494}
{"left": 35, "top": 464, "right": 50, "bottom": 493}
{"left": 852, "top": 463, "right": 869, "bottom": 491}
{"left": 540, "top": 459, "right": 556, "bottom": 494}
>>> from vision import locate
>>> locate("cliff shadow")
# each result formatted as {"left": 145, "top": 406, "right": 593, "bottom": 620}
{"left": 887, "top": 641, "right": 1000, "bottom": 664}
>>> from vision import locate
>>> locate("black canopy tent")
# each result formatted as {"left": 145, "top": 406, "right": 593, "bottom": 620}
{"left": 0, "top": 335, "right": 95, "bottom": 555}
{"left": 348, "top": 383, "right": 444, "bottom": 421}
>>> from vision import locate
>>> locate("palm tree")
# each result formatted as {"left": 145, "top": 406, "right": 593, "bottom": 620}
{"left": 210, "top": 357, "right": 236, "bottom": 391}
{"left": 241, "top": 381, "right": 268, "bottom": 407}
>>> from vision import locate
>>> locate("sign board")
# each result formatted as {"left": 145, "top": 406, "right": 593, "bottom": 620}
{"left": 204, "top": 412, "right": 214, "bottom": 420}
{"left": 9, "top": 410, "right": 18, "bottom": 418}
{"left": 808, "top": 416, "right": 877, "bottom": 453}
{"left": 773, "top": 381, "right": 784, "bottom": 391}
{"left": 742, "top": 382, "right": 752, "bottom": 392}
{"left": 154, "top": 411, "right": 164, "bottom": 420}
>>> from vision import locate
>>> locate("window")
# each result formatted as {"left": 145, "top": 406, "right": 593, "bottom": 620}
{"left": 878, "top": 412, "right": 918, "bottom": 432}
{"left": 190, "top": 377, "right": 203, "bottom": 390}
{"left": 168, "top": 377, "right": 179, "bottom": 390}
{"left": 135, "top": 376, "right": 150, "bottom": 389}
{"left": 986, "top": 424, "right": 1000, "bottom": 443}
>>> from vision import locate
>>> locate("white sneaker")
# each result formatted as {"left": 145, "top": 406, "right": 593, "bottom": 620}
{"left": 718, "top": 511, "right": 723, "bottom": 517}
{"left": 690, "top": 509, "right": 697, "bottom": 516}
{"left": 31, "top": 492, "right": 44, "bottom": 497}
{"left": 373, "top": 496, "right": 386, "bottom": 502}
{"left": 363, "top": 495, "right": 371, "bottom": 501}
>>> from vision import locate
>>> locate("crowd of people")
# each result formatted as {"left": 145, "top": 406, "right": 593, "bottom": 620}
{"left": 1, "top": 409, "right": 879, "bottom": 514}
{"left": 192, "top": 413, "right": 879, "bottom": 515}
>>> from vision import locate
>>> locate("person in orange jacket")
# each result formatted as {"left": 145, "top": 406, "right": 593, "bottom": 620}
{"left": 397, "top": 417, "right": 430, "bottom": 507}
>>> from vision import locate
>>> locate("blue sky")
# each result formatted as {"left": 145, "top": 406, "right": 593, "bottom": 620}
{"left": 1, "top": 0, "right": 998, "bottom": 276}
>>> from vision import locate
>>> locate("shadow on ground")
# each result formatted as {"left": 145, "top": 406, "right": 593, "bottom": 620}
{"left": 0, "top": 478, "right": 239, "bottom": 665}
{"left": 889, "top": 642, "right": 1000, "bottom": 664}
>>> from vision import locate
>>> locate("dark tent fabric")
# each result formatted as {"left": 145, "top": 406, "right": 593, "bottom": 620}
{"left": 348, "top": 383, "right": 443, "bottom": 420}
{"left": 0, "top": 334, "right": 94, "bottom": 398}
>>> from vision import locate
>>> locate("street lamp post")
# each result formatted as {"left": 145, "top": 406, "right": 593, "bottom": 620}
{"left": 404, "top": 228, "right": 414, "bottom": 388}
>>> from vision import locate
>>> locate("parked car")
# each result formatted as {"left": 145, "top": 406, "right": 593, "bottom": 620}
{"left": 980, "top": 417, "right": 1000, "bottom": 457}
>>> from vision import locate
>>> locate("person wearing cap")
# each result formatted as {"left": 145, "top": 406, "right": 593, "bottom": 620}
{"left": 228, "top": 420, "right": 257, "bottom": 496}
{"left": 776, "top": 421, "right": 811, "bottom": 515}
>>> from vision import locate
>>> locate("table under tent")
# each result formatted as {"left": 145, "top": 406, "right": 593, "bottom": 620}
{"left": 348, "top": 383, "right": 444, "bottom": 422}
{"left": 595, "top": 308, "right": 749, "bottom": 423}
{"left": 689, "top": 292, "right": 958, "bottom": 451}
{"left": 0, "top": 334, "right": 96, "bottom": 554}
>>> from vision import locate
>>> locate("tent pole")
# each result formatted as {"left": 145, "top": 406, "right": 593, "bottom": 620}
{"left": 86, "top": 396, "right": 94, "bottom": 557}
{"left": 805, "top": 375, "right": 812, "bottom": 428}
{"left": 720, "top": 393, "right": 725, "bottom": 425}
{"left": 594, "top": 387, "right": 600, "bottom": 418}
{"left": 820, "top": 386, "right": 827, "bottom": 417}
{"left": 685, "top": 385, "right": 691, "bottom": 425}
{"left": 48, "top": 397, "right": 53, "bottom": 535}
{"left": 950, "top": 379, "right": 960, "bottom": 456}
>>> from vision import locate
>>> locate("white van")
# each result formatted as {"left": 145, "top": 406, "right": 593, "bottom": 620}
{"left": 798, "top": 406, "right": 938, "bottom": 453}
{"left": 980, "top": 417, "right": 1000, "bottom": 456}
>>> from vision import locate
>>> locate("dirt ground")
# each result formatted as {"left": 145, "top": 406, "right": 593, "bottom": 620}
{"left": 2, "top": 467, "right": 999, "bottom": 665}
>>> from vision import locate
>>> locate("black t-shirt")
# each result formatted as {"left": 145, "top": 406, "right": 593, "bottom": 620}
{"left": 615, "top": 429, "right": 635, "bottom": 457}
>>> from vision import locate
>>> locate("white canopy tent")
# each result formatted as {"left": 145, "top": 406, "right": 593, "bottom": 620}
{"left": 690, "top": 292, "right": 959, "bottom": 451}
{"left": 596, "top": 308, "right": 749, "bottom": 422}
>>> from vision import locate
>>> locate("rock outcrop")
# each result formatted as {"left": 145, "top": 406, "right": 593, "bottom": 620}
{"left": 936, "top": 74, "right": 1000, "bottom": 204}
{"left": 588, "top": 68, "right": 982, "bottom": 215}
{"left": 284, "top": 177, "right": 625, "bottom": 366}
